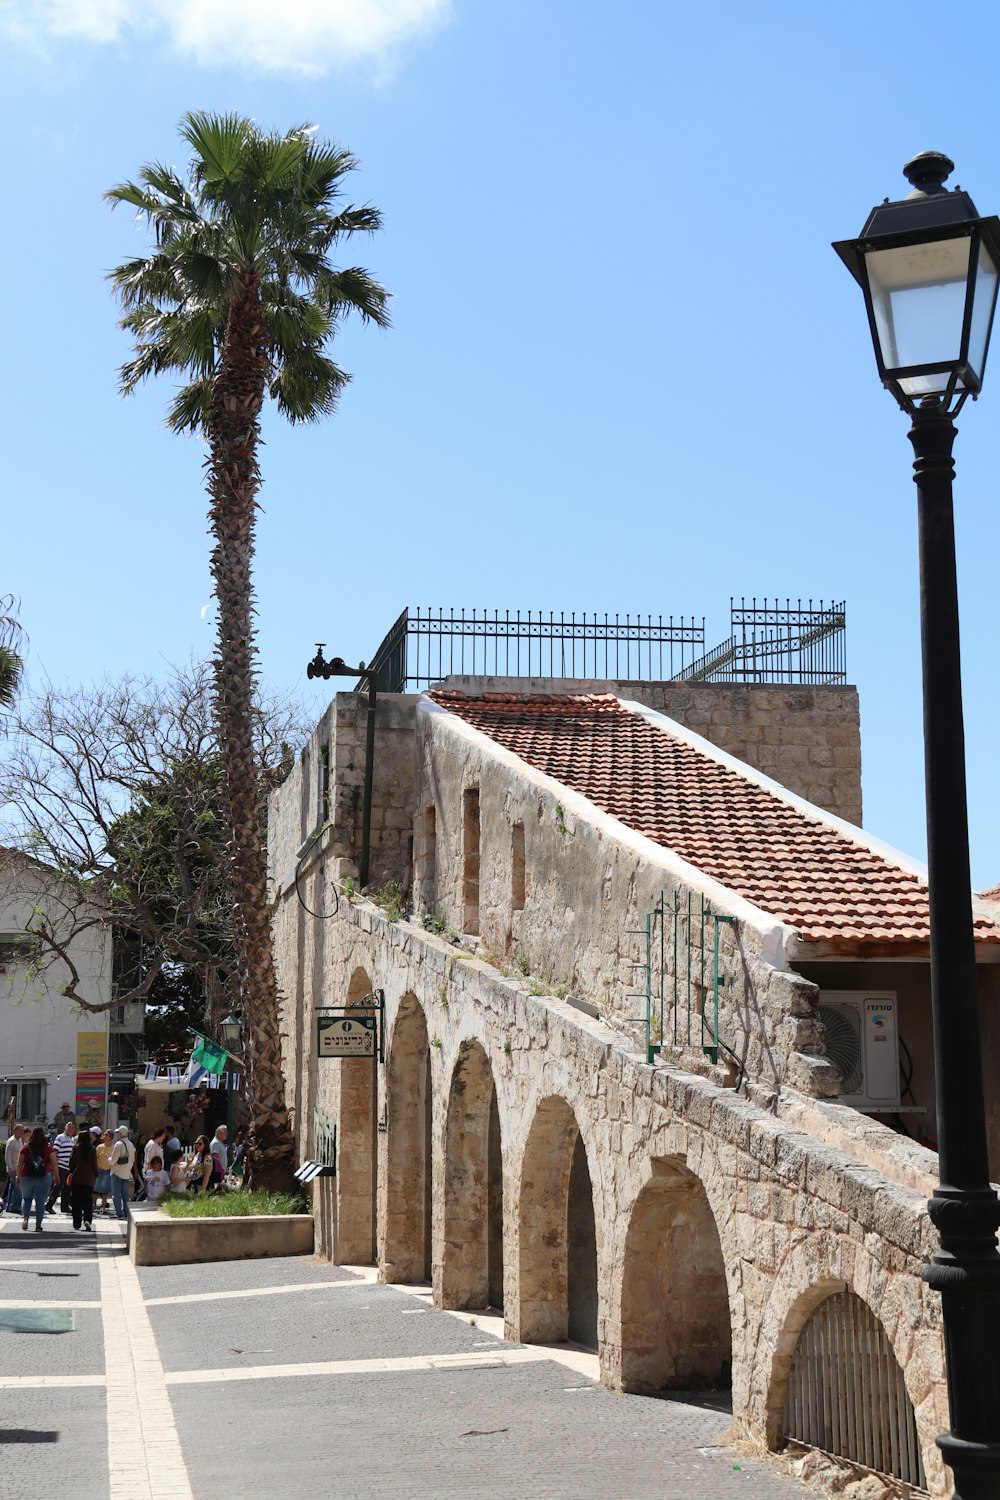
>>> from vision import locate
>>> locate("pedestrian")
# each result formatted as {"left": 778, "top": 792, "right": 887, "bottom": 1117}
{"left": 68, "top": 1128, "right": 98, "bottom": 1231}
{"left": 3, "top": 1125, "right": 24, "bottom": 1213}
{"left": 143, "top": 1155, "right": 170, "bottom": 1203}
{"left": 162, "top": 1123, "right": 182, "bottom": 1172}
{"left": 229, "top": 1129, "right": 247, "bottom": 1178}
{"left": 209, "top": 1124, "right": 229, "bottom": 1175}
{"left": 143, "top": 1128, "right": 168, "bottom": 1173}
{"left": 95, "top": 1129, "right": 114, "bottom": 1215}
{"left": 53, "top": 1102, "right": 73, "bottom": 1132}
{"left": 109, "top": 1127, "right": 136, "bottom": 1220}
{"left": 186, "top": 1136, "right": 216, "bottom": 1193}
{"left": 48, "top": 1120, "right": 77, "bottom": 1213}
{"left": 18, "top": 1126, "right": 58, "bottom": 1232}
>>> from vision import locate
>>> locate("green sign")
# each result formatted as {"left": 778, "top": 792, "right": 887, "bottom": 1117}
{"left": 317, "top": 1013, "right": 377, "bottom": 1059}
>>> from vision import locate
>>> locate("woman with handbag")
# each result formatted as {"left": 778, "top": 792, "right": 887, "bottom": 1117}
{"left": 67, "top": 1128, "right": 98, "bottom": 1231}
{"left": 18, "top": 1126, "right": 58, "bottom": 1232}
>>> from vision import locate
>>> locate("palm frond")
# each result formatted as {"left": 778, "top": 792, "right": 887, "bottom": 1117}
{"left": 180, "top": 111, "right": 253, "bottom": 184}
{"left": 268, "top": 351, "right": 349, "bottom": 424}
{"left": 167, "top": 379, "right": 213, "bottom": 434}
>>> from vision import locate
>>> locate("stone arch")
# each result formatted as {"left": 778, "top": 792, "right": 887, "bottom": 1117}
{"left": 439, "top": 1039, "right": 504, "bottom": 1310}
{"left": 759, "top": 1244, "right": 943, "bottom": 1495}
{"left": 382, "top": 992, "right": 432, "bottom": 1283}
{"left": 336, "top": 966, "right": 378, "bottom": 1264}
{"left": 517, "top": 1094, "right": 599, "bottom": 1349}
{"left": 617, "top": 1156, "right": 732, "bottom": 1392}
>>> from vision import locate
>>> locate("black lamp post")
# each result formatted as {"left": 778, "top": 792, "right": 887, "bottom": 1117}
{"left": 306, "top": 646, "right": 377, "bottom": 889}
{"left": 835, "top": 153, "right": 1000, "bottom": 1499}
{"left": 220, "top": 1010, "right": 242, "bottom": 1138}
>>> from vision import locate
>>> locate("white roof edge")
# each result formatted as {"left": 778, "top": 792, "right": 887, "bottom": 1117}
{"left": 620, "top": 697, "right": 931, "bottom": 883}
{"left": 419, "top": 693, "right": 796, "bottom": 970}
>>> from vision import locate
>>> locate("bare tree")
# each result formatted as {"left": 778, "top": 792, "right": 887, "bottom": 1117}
{"left": 0, "top": 661, "right": 305, "bottom": 1019}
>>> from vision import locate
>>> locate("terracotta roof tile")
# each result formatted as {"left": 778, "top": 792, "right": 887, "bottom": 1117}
{"left": 430, "top": 690, "right": 1000, "bottom": 950}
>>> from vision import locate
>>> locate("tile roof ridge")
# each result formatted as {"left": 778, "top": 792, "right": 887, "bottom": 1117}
{"left": 616, "top": 696, "right": 933, "bottom": 888}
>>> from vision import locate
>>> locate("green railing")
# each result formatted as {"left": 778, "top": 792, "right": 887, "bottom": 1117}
{"left": 627, "top": 891, "right": 738, "bottom": 1071}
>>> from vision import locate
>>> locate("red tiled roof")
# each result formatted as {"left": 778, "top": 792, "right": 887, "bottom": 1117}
{"left": 430, "top": 691, "right": 1000, "bottom": 949}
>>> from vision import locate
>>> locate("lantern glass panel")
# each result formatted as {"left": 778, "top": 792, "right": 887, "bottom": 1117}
{"left": 865, "top": 235, "right": 971, "bottom": 396}
{"left": 966, "top": 239, "right": 999, "bottom": 384}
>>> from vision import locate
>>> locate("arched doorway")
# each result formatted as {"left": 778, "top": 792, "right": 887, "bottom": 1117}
{"left": 619, "top": 1158, "right": 731, "bottom": 1391}
{"left": 517, "top": 1096, "right": 598, "bottom": 1349}
{"left": 336, "top": 966, "right": 378, "bottom": 1264}
{"left": 440, "top": 1040, "right": 504, "bottom": 1310}
{"left": 779, "top": 1288, "right": 926, "bottom": 1490}
{"left": 382, "top": 993, "right": 432, "bottom": 1283}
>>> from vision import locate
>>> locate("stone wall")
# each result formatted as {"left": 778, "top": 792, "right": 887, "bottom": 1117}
{"left": 415, "top": 697, "right": 837, "bottom": 1102}
{"left": 440, "top": 677, "right": 863, "bottom": 826}
{"left": 268, "top": 888, "right": 950, "bottom": 1496}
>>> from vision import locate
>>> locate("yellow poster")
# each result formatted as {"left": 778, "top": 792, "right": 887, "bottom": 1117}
{"left": 75, "top": 1030, "right": 108, "bottom": 1115}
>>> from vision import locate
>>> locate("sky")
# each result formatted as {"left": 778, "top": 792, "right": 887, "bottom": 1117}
{"left": 2, "top": 0, "right": 999, "bottom": 886}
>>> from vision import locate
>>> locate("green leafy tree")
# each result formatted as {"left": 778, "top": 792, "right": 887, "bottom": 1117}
{"left": 107, "top": 113, "right": 389, "bottom": 1186}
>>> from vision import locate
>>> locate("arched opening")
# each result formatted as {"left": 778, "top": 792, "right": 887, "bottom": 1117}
{"left": 441, "top": 1040, "right": 503, "bottom": 1310}
{"left": 336, "top": 966, "right": 378, "bottom": 1264}
{"left": 383, "top": 994, "right": 432, "bottom": 1282}
{"left": 619, "top": 1158, "right": 731, "bottom": 1392}
{"left": 777, "top": 1287, "right": 926, "bottom": 1490}
{"left": 518, "top": 1095, "right": 598, "bottom": 1349}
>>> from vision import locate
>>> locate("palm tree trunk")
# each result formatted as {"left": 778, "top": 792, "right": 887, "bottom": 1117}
{"left": 207, "top": 272, "right": 295, "bottom": 1190}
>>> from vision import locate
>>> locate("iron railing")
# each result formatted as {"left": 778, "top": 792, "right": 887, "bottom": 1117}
{"left": 364, "top": 607, "right": 707, "bottom": 693}
{"left": 784, "top": 1289, "right": 926, "bottom": 1490}
{"left": 674, "top": 598, "right": 847, "bottom": 685}
{"left": 360, "top": 599, "right": 848, "bottom": 693}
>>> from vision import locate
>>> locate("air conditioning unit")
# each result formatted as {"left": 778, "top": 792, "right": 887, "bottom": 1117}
{"left": 818, "top": 991, "right": 900, "bottom": 1112}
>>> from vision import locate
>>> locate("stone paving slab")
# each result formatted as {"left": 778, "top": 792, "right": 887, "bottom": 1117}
{"left": 148, "top": 1283, "right": 499, "bottom": 1372}
{"left": 0, "top": 1307, "right": 104, "bottom": 1375}
{"left": 170, "top": 1361, "right": 807, "bottom": 1499}
{"left": 134, "top": 1252, "right": 358, "bottom": 1299}
{"left": 0, "top": 1383, "right": 108, "bottom": 1499}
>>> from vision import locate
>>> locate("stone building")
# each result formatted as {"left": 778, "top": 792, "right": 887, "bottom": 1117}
{"left": 268, "top": 673, "right": 1000, "bottom": 1497}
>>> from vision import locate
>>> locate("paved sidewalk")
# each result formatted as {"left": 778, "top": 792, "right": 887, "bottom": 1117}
{"left": 0, "top": 1208, "right": 814, "bottom": 1499}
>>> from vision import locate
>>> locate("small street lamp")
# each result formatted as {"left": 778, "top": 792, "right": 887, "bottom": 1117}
{"left": 835, "top": 154, "right": 1000, "bottom": 1499}
{"left": 219, "top": 1011, "right": 242, "bottom": 1137}
{"left": 306, "top": 646, "right": 377, "bottom": 889}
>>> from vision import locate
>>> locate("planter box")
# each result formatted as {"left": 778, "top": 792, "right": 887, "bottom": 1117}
{"left": 127, "top": 1203, "right": 314, "bottom": 1266}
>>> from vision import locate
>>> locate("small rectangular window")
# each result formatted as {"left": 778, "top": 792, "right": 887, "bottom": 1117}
{"left": 463, "top": 787, "right": 481, "bottom": 935}
{"left": 319, "top": 742, "right": 331, "bottom": 822}
{"left": 511, "top": 823, "right": 525, "bottom": 910}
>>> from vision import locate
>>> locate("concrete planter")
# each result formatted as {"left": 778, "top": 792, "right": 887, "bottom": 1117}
{"left": 127, "top": 1202, "right": 314, "bottom": 1266}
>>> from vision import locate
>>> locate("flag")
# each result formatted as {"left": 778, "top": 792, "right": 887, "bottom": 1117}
{"left": 182, "top": 1032, "right": 230, "bottom": 1088}
{"left": 144, "top": 1063, "right": 159, "bottom": 1082}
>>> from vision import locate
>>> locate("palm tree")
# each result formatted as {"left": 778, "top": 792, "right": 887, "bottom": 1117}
{"left": 107, "top": 113, "right": 390, "bottom": 1187}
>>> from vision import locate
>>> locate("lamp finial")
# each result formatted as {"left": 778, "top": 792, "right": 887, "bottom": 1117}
{"left": 903, "top": 151, "right": 955, "bottom": 196}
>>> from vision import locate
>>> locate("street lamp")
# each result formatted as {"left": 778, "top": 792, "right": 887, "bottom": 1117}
{"left": 835, "top": 153, "right": 1000, "bottom": 1500}
{"left": 306, "top": 646, "right": 377, "bottom": 889}
{"left": 220, "top": 1011, "right": 242, "bottom": 1137}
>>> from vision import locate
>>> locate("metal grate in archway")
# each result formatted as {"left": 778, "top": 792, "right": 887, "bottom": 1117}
{"left": 784, "top": 1289, "right": 926, "bottom": 1490}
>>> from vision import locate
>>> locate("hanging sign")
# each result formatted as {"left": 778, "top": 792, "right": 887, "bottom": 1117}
{"left": 317, "top": 1013, "right": 377, "bottom": 1058}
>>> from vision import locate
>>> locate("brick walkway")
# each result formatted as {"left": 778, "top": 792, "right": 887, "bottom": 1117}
{"left": 0, "top": 1210, "right": 814, "bottom": 1499}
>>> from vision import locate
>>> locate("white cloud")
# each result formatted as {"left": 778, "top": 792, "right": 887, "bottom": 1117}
{"left": 0, "top": 0, "right": 452, "bottom": 76}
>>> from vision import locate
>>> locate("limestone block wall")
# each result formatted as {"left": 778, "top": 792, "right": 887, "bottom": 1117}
{"left": 415, "top": 699, "right": 836, "bottom": 1101}
{"left": 440, "top": 676, "right": 863, "bottom": 826}
{"left": 267, "top": 892, "right": 950, "bottom": 1497}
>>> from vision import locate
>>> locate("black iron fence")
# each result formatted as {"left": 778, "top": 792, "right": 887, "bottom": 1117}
{"left": 673, "top": 598, "right": 847, "bottom": 686}
{"left": 359, "top": 599, "right": 847, "bottom": 693}
{"left": 365, "top": 607, "right": 706, "bottom": 693}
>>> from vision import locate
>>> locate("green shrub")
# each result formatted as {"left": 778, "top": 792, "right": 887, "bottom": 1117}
{"left": 158, "top": 1189, "right": 306, "bottom": 1218}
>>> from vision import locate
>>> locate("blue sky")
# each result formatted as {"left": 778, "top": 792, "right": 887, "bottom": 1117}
{"left": 2, "top": 0, "right": 999, "bottom": 886}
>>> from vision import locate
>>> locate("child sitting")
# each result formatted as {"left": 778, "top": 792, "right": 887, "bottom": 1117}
{"left": 143, "top": 1155, "right": 171, "bottom": 1203}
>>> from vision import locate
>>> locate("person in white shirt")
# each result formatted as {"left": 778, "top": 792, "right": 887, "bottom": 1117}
{"left": 109, "top": 1127, "right": 135, "bottom": 1220}
{"left": 3, "top": 1126, "right": 24, "bottom": 1213}
{"left": 143, "top": 1156, "right": 170, "bottom": 1203}
{"left": 209, "top": 1125, "right": 228, "bottom": 1175}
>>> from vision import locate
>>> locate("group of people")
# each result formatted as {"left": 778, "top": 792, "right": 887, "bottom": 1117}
{"left": 2, "top": 1115, "right": 244, "bottom": 1232}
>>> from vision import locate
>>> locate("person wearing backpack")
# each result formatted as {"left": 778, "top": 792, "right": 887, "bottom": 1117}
{"left": 18, "top": 1126, "right": 58, "bottom": 1232}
